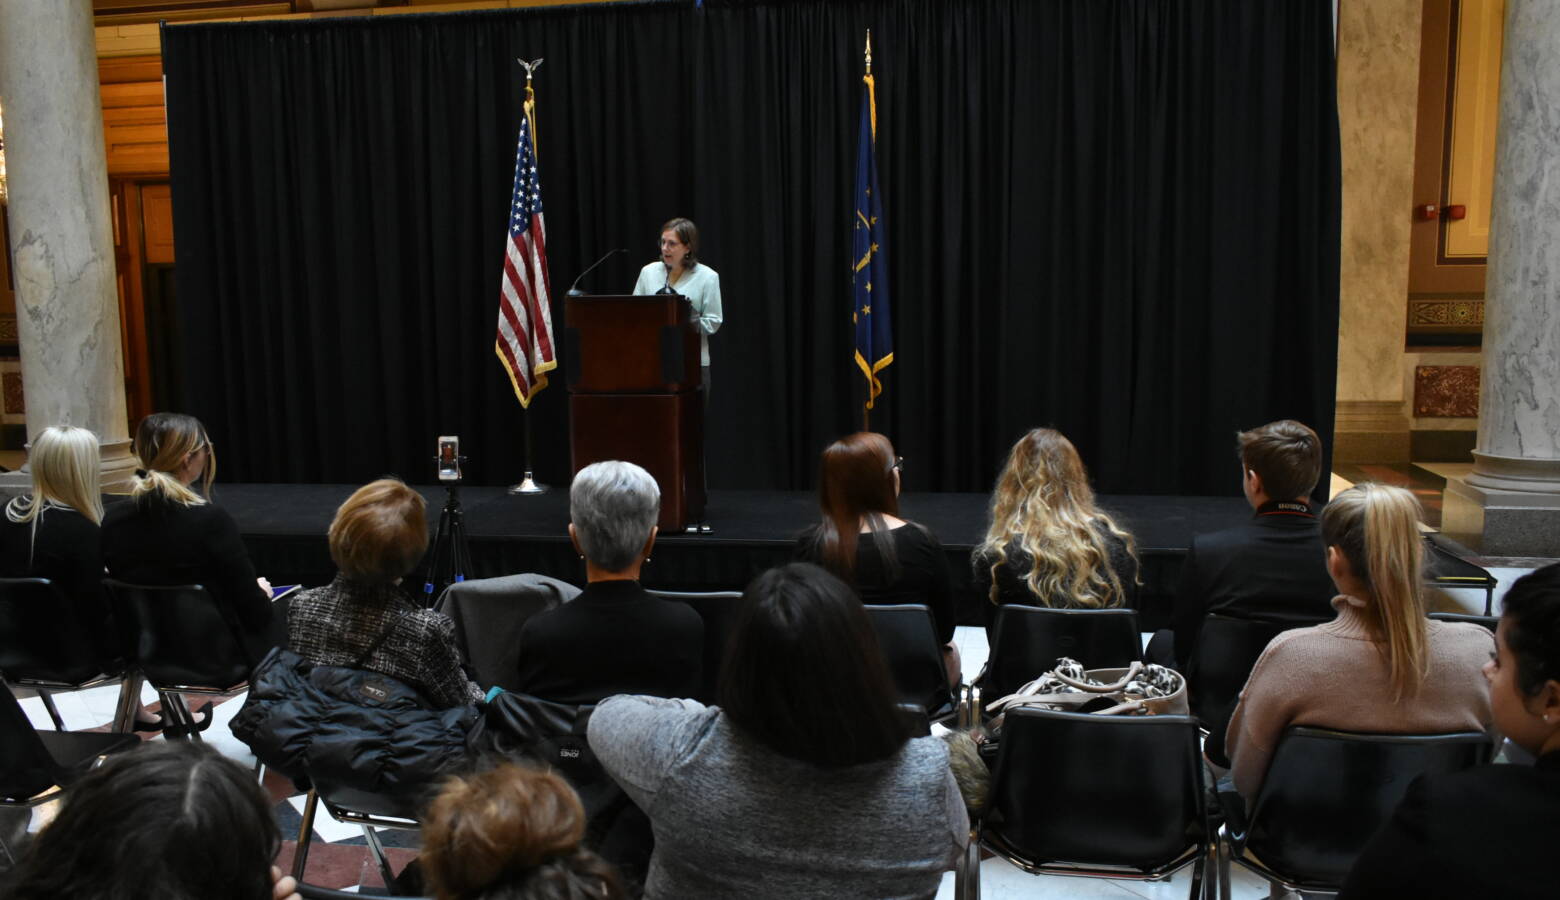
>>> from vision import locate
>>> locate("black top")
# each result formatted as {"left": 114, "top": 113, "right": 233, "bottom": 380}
{"left": 0, "top": 507, "right": 117, "bottom": 662}
{"left": 101, "top": 494, "right": 273, "bottom": 647}
{"left": 1170, "top": 500, "right": 1335, "bottom": 669}
{"left": 1340, "top": 751, "right": 1560, "bottom": 900}
{"left": 798, "top": 523, "right": 956, "bottom": 644}
{"left": 972, "top": 520, "right": 1139, "bottom": 630}
{"left": 512, "top": 579, "right": 704, "bottom": 705}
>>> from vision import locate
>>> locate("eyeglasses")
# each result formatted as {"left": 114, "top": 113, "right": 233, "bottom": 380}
{"left": 891, "top": 456, "right": 904, "bottom": 473}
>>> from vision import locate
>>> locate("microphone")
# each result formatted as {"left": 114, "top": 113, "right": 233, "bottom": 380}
{"left": 566, "top": 248, "right": 627, "bottom": 296}
{"left": 657, "top": 263, "right": 678, "bottom": 295}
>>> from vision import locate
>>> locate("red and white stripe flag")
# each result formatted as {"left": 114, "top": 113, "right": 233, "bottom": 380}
{"left": 495, "top": 101, "right": 555, "bottom": 407}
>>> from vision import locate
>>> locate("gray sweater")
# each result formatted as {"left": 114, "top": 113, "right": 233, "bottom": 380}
{"left": 588, "top": 694, "right": 968, "bottom": 899}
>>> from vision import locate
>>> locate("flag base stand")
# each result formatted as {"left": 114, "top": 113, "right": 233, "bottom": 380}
{"left": 507, "top": 471, "right": 549, "bottom": 495}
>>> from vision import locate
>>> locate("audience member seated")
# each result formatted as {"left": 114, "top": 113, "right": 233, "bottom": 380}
{"left": 1148, "top": 418, "right": 1335, "bottom": 669}
{"left": 797, "top": 431, "right": 958, "bottom": 682}
{"left": 289, "top": 478, "right": 483, "bottom": 708}
{"left": 0, "top": 427, "right": 116, "bottom": 662}
{"left": 971, "top": 427, "right": 1139, "bottom": 631}
{"left": 1341, "top": 563, "right": 1560, "bottom": 900}
{"left": 3, "top": 742, "right": 301, "bottom": 900}
{"left": 587, "top": 562, "right": 968, "bottom": 899}
{"left": 102, "top": 412, "right": 275, "bottom": 662}
{"left": 421, "top": 763, "right": 626, "bottom": 900}
{"left": 512, "top": 461, "right": 702, "bottom": 704}
{"left": 1224, "top": 483, "right": 1493, "bottom": 797}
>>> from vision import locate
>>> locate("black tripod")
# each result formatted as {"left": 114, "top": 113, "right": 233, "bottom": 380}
{"left": 422, "top": 468, "right": 472, "bottom": 607}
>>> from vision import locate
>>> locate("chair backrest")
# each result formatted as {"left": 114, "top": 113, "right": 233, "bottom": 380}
{"left": 987, "top": 707, "right": 1205, "bottom": 868}
{"left": 435, "top": 573, "right": 580, "bottom": 687}
{"left": 1245, "top": 727, "right": 1493, "bottom": 886}
{"left": 0, "top": 576, "right": 112, "bottom": 685}
{"left": 104, "top": 579, "right": 251, "bottom": 689}
{"left": 864, "top": 604, "right": 954, "bottom": 720}
{"left": 0, "top": 675, "right": 66, "bottom": 803}
{"left": 647, "top": 589, "right": 743, "bottom": 703}
{"left": 1187, "top": 614, "right": 1308, "bottom": 726}
{"left": 984, "top": 605, "right": 1141, "bottom": 700}
{"left": 1428, "top": 611, "right": 1498, "bottom": 632}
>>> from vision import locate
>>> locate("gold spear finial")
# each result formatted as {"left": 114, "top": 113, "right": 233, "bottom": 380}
{"left": 864, "top": 29, "right": 872, "bottom": 76}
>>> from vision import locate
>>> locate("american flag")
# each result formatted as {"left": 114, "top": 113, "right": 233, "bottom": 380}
{"left": 495, "top": 109, "right": 555, "bottom": 407}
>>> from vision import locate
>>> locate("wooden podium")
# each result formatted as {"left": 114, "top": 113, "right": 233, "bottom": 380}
{"left": 563, "top": 295, "right": 705, "bottom": 531}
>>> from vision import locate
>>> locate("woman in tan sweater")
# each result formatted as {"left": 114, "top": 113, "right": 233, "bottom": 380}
{"left": 1225, "top": 483, "right": 1493, "bottom": 798}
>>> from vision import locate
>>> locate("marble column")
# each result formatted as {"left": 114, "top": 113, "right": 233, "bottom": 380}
{"left": 1332, "top": 0, "right": 1421, "bottom": 463}
{"left": 0, "top": 0, "right": 136, "bottom": 492}
{"left": 1442, "top": 0, "right": 1560, "bottom": 557}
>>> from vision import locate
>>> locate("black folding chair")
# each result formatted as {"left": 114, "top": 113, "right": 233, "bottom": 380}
{"left": 0, "top": 576, "right": 133, "bottom": 732}
{"left": 958, "top": 706, "right": 1211, "bottom": 900}
{"left": 1217, "top": 727, "right": 1492, "bottom": 898}
{"left": 1186, "top": 614, "right": 1317, "bottom": 731}
{"left": 864, "top": 603, "right": 958, "bottom": 723}
{"left": 104, "top": 579, "right": 254, "bottom": 740}
{"left": 1428, "top": 610, "right": 1498, "bottom": 632}
{"left": 975, "top": 605, "right": 1141, "bottom": 717}
{"left": 0, "top": 675, "right": 140, "bottom": 862}
{"left": 646, "top": 589, "right": 742, "bottom": 704}
{"left": 293, "top": 786, "right": 421, "bottom": 891}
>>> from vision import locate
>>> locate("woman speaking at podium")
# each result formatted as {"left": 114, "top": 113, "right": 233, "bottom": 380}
{"left": 634, "top": 217, "right": 722, "bottom": 534}
{"left": 633, "top": 217, "right": 723, "bottom": 397}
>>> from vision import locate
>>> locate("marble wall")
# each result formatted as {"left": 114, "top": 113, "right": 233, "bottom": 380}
{"left": 1333, "top": 0, "right": 1422, "bottom": 461}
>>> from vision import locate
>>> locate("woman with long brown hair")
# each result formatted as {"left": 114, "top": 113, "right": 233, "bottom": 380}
{"left": 796, "top": 432, "right": 956, "bottom": 676}
{"left": 1225, "top": 483, "right": 1494, "bottom": 798}
{"left": 973, "top": 428, "right": 1139, "bottom": 629}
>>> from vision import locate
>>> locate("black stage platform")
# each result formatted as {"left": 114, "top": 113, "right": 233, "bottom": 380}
{"left": 220, "top": 484, "right": 1253, "bottom": 631}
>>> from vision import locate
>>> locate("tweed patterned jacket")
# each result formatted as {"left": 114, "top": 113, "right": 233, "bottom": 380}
{"left": 288, "top": 575, "right": 484, "bottom": 709}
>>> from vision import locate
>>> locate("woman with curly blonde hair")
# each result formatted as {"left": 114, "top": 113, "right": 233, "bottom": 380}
{"left": 973, "top": 428, "right": 1139, "bottom": 629}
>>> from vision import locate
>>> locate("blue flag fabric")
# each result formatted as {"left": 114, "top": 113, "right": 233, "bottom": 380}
{"left": 853, "top": 74, "right": 892, "bottom": 409}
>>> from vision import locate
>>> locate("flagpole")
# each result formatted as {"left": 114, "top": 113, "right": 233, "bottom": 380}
{"left": 509, "top": 56, "right": 549, "bottom": 496}
{"left": 862, "top": 29, "right": 873, "bottom": 433}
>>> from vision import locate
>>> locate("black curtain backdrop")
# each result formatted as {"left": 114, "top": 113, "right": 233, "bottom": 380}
{"left": 161, "top": 0, "right": 1339, "bottom": 495}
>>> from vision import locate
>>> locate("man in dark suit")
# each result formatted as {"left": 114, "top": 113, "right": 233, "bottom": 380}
{"left": 1147, "top": 419, "right": 1336, "bottom": 670}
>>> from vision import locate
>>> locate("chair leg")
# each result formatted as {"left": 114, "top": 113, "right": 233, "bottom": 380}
{"left": 1216, "top": 824, "right": 1232, "bottom": 900}
{"left": 1188, "top": 845, "right": 1206, "bottom": 900}
{"left": 111, "top": 674, "right": 142, "bottom": 733}
{"left": 292, "top": 789, "right": 319, "bottom": 881}
{"left": 37, "top": 691, "right": 66, "bottom": 731}
{"left": 361, "top": 822, "right": 397, "bottom": 892}
{"left": 160, "top": 692, "right": 199, "bottom": 741}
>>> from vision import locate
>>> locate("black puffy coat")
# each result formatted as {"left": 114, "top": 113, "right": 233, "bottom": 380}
{"left": 231, "top": 647, "right": 479, "bottom": 818}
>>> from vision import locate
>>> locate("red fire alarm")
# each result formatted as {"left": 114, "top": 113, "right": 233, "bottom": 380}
{"left": 1417, "top": 204, "right": 1439, "bottom": 220}
{"left": 1445, "top": 204, "right": 1467, "bottom": 220}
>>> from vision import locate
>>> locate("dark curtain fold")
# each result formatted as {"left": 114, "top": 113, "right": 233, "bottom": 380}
{"left": 162, "top": 0, "right": 1338, "bottom": 495}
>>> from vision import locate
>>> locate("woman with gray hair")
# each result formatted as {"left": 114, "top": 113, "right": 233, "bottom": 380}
{"left": 511, "top": 461, "right": 704, "bottom": 705}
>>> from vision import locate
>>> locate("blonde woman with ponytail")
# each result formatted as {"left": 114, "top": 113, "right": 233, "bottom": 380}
{"left": 1225, "top": 483, "right": 1494, "bottom": 798}
{"left": 973, "top": 428, "right": 1140, "bottom": 631}
{"left": 102, "top": 413, "right": 276, "bottom": 666}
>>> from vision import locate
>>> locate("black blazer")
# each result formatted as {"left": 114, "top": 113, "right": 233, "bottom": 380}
{"left": 512, "top": 579, "right": 704, "bottom": 705}
{"left": 101, "top": 494, "right": 272, "bottom": 651}
{"left": 1340, "top": 752, "right": 1560, "bottom": 899}
{"left": 1171, "top": 501, "right": 1335, "bottom": 669}
{"left": 0, "top": 507, "right": 117, "bottom": 662}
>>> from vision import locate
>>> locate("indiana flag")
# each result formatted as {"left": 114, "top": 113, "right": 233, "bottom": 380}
{"left": 496, "top": 103, "right": 555, "bottom": 408}
{"left": 853, "top": 62, "right": 891, "bottom": 410}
